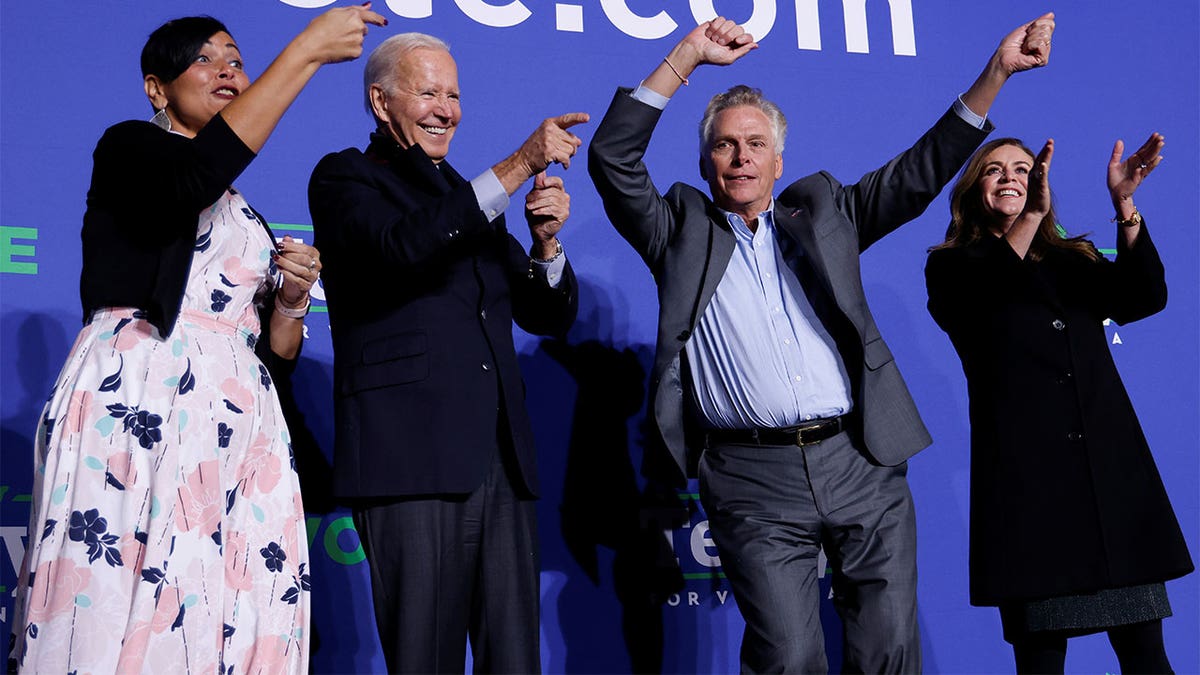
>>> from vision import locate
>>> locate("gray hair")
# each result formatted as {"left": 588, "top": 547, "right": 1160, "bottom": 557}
{"left": 698, "top": 85, "right": 787, "bottom": 155}
{"left": 363, "top": 32, "right": 451, "bottom": 124}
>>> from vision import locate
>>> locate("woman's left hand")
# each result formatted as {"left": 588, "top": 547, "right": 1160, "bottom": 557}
{"left": 274, "top": 236, "right": 321, "bottom": 308}
{"left": 1108, "top": 132, "right": 1163, "bottom": 206}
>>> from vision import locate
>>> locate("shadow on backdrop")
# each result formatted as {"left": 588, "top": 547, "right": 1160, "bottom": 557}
{"left": 530, "top": 279, "right": 688, "bottom": 673}
{"left": 1, "top": 313, "right": 72, "bottom": 643}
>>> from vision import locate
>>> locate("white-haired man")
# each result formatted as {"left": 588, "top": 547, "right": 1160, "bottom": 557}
{"left": 589, "top": 14, "right": 1054, "bottom": 673}
{"left": 309, "top": 32, "right": 587, "bottom": 673}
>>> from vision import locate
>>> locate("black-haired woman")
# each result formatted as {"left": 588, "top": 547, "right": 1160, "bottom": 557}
{"left": 925, "top": 135, "right": 1193, "bottom": 673}
{"left": 9, "top": 6, "right": 384, "bottom": 672}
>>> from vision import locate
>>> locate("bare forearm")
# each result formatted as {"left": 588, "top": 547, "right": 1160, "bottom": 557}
{"left": 268, "top": 310, "right": 304, "bottom": 361}
{"left": 219, "top": 39, "right": 322, "bottom": 153}
{"left": 960, "top": 56, "right": 1009, "bottom": 119}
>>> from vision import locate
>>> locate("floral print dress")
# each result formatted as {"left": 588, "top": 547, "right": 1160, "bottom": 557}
{"left": 10, "top": 187, "right": 309, "bottom": 674}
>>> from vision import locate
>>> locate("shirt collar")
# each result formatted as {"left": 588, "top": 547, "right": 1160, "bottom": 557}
{"left": 720, "top": 199, "right": 776, "bottom": 242}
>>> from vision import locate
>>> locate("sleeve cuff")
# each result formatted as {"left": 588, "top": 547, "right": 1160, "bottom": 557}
{"left": 472, "top": 169, "right": 510, "bottom": 222}
{"left": 529, "top": 248, "right": 567, "bottom": 288}
{"left": 632, "top": 83, "right": 670, "bottom": 111}
{"left": 953, "top": 95, "right": 989, "bottom": 130}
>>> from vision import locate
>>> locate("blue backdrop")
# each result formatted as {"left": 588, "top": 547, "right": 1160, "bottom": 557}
{"left": 2, "top": 1, "right": 1197, "bottom": 672}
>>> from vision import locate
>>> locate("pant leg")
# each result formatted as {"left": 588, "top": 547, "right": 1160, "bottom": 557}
{"left": 806, "top": 432, "right": 920, "bottom": 674}
{"left": 699, "top": 441, "right": 828, "bottom": 674}
{"left": 353, "top": 493, "right": 480, "bottom": 674}
{"left": 469, "top": 451, "right": 541, "bottom": 674}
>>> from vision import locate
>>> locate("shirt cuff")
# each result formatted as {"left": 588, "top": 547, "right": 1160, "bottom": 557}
{"left": 529, "top": 248, "right": 567, "bottom": 288}
{"left": 472, "top": 169, "right": 509, "bottom": 222}
{"left": 953, "top": 95, "right": 988, "bottom": 130}
{"left": 632, "top": 83, "right": 671, "bottom": 111}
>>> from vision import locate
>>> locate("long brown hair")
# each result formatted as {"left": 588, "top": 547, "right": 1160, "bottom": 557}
{"left": 932, "top": 138, "right": 1099, "bottom": 261}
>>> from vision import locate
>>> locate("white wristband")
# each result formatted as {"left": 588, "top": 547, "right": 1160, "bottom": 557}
{"left": 274, "top": 294, "right": 310, "bottom": 319}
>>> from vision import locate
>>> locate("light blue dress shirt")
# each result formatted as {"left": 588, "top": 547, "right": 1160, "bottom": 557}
{"left": 629, "top": 84, "right": 987, "bottom": 429}
{"left": 686, "top": 207, "right": 853, "bottom": 429}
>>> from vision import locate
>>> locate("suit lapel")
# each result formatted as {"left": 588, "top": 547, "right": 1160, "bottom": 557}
{"left": 773, "top": 204, "right": 837, "bottom": 302}
{"left": 693, "top": 202, "right": 736, "bottom": 330}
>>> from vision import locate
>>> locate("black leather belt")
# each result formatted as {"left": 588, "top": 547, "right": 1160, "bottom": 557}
{"left": 705, "top": 414, "right": 850, "bottom": 447}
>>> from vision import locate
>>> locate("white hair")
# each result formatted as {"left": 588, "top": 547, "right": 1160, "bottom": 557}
{"left": 363, "top": 32, "right": 451, "bottom": 124}
{"left": 698, "top": 85, "right": 788, "bottom": 155}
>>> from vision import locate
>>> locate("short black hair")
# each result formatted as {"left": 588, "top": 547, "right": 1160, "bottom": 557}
{"left": 141, "top": 16, "right": 231, "bottom": 83}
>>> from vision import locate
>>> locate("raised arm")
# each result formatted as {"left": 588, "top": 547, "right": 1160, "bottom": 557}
{"left": 587, "top": 19, "right": 755, "bottom": 266}
{"left": 960, "top": 12, "right": 1055, "bottom": 118}
{"left": 218, "top": 4, "right": 386, "bottom": 152}
{"left": 642, "top": 17, "right": 758, "bottom": 98}
{"left": 1108, "top": 132, "right": 1164, "bottom": 248}
{"left": 1002, "top": 139, "right": 1054, "bottom": 259}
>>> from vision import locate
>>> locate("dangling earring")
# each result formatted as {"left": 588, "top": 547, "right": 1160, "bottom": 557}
{"left": 150, "top": 107, "right": 172, "bottom": 131}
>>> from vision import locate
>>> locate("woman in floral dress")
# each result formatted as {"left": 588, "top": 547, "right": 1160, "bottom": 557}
{"left": 8, "top": 6, "right": 385, "bottom": 673}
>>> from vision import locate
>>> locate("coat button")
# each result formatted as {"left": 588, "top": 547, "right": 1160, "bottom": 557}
{"left": 1067, "top": 431, "right": 1082, "bottom": 441}
{"left": 481, "top": 362, "right": 491, "bottom": 372}
{"left": 480, "top": 309, "right": 487, "bottom": 320}
{"left": 1051, "top": 319, "right": 1066, "bottom": 330}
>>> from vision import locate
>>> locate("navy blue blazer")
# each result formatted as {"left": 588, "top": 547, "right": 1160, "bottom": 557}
{"left": 309, "top": 132, "right": 577, "bottom": 498}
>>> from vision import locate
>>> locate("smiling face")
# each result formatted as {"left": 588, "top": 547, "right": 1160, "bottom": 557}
{"left": 976, "top": 143, "right": 1035, "bottom": 234}
{"left": 144, "top": 31, "right": 248, "bottom": 138}
{"left": 371, "top": 47, "right": 461, "bottom": 163}
{"left": 700, "top": 105, "right": 783, "bottom": 223}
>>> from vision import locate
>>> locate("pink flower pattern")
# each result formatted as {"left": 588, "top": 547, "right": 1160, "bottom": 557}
{"left": 24, "top": 559, "right": 92, "bottom": 624}
{"left": 175, "top": 460, "right": 223, "bottom": 536}
{"left": 11, "top": 188, "right": 309, "bottom": 673}
{"left": 237, "top": 432, "right": 282, "bottom": 496}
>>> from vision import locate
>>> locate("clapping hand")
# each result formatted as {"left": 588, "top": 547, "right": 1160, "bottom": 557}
{"left": 1108, "top": 133, "right": 1163, "bottom": 206}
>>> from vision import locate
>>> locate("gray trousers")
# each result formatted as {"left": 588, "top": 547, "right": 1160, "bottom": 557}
{"left": 699, "top": 430, "right": 920, "bottom": 674}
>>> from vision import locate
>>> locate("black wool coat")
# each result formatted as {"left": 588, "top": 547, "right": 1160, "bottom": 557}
{"left": 925, "top": 227, "right": 1192, "bottom": 606}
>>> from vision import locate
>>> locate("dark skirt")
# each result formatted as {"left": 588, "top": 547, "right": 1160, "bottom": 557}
{"left": 1000, "top": 583, "right": 1172, "bottom": 644}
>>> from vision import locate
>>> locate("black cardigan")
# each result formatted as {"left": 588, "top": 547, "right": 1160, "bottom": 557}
{"left": 78, "top": 113, "right": 295, "bottom": 377}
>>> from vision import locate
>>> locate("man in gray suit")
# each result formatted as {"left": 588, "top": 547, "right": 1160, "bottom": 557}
{"left": 588, "top": 14, "right": 1054, "bottom": 673}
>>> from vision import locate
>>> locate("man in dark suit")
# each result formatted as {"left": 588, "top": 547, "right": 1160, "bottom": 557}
{"left": 588, "top": 14, "right": 1054, "bottom": 673}
{"left": 308, "top": 32, "right": 585, "bottom": 674}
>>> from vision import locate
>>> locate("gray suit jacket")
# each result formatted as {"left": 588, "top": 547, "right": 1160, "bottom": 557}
{"left": 588, "top": 88, "right": 992, "bottom": 486}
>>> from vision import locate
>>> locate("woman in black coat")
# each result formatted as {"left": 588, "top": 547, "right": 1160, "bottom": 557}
{"left": 925, "top": 134, "right": 1192, "bottom": 673}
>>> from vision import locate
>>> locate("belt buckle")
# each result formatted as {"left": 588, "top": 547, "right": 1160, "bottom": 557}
{"left": 794, "top": 424, "right": 817, "bottom": 447}
{"left": 794, "top": 419, "right": 832, "bottom": 446}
